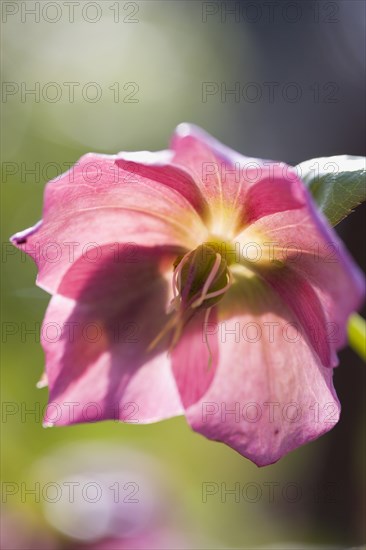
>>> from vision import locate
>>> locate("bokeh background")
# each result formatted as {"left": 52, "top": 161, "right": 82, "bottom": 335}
{"left": 1, "top": 0, "right": 365, "bottom": 548}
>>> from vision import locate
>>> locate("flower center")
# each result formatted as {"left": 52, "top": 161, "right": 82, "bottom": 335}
{"left": 170, "top": 244, "right": 232, "bottom": 312}
{"left": 148, "top": 243, "right": 233, "bottom": 357}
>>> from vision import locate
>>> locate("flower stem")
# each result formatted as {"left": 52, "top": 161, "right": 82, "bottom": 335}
{"left": 348, "top": 313, "right": 366, "bottom": 361}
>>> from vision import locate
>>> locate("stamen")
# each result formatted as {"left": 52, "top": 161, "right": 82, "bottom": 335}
{"left": 177, "top": 257, "right": 191, "bottom": 299}
{"left": 190, "top": 253, "right": 221, "bottom": 308}
{"left": 200, "top": 253, "right": 222, "bottom": 300}
{"left": 166, "top": 297, "right": 180, "bottom": 314}
{"left": 147, "top": 314, "right": 180, "bottom": 352}
{"left": 151, "top": 244, "right": 234, "bottom": 354}
{"left": 203, "top": 307, "right": 213, "bottom": 369}
{"left": 192, "top": 269, "right": 233, "bottom": 308}
{"left": 169, "top": 251, "right": 191, "bottom": 312}
{"left": 191, "top": 254, "right": 233, "bottom": 309}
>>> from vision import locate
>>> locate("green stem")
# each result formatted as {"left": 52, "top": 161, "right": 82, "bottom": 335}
{"left": 347, "top": 313, "right": 366, "bottom": 361}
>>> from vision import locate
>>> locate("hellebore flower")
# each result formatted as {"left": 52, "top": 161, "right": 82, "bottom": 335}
{"left": 11, "top": 124, "right": 365, "bottom": 466}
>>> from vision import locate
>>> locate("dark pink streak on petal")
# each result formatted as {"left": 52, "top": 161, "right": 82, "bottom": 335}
{"left": 242, "top": 174, "right": 305, "bottom": 226}
{"left": 170, "top": 132, "right": 226, "bottom": 204}
{"left": 260, "top": 266, "right": 336, "bottom": 367}
{"left": 43, "top": 245, "right": 183, "bottom": 425}
{"left": 11, "top": 153, "right": 204, "bottom": 295}
{"left": 115, "top": 157, "right": 209, "bottom": 220}
{"left": 170, "top": 125, "right": 306, "bottom": 234}
{"left": 171, "top": 308, "right": 219, "bottom": 408}
{"left": 184, "top": 281, "right": 340, "bottom": 466}
{"left": 247, "top": 174, "right": 365, "bottom": 353}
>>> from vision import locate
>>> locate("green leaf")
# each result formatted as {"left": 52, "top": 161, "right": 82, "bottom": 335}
{"left": 296, "top": 155, "right": 366, "bottom": 226}
{"left": 347, "top": 313, "right": 366, "bottom": 361}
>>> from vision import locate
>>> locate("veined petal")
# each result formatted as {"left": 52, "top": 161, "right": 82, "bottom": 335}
{"left": 172, "top": 123, "right": 268, "bottom": 167}
{"left": 170, "top": 124, "right": 292, "bottom": 237}
{"left": 260, "top": 266, "right": 337, "bottom": 367}
{"left": 170, "top": 127, "right": 225, "bottom": 225}
{"left": 239, "top": 167, "right": 306, "bottom": 226}
{"left": 237, "top": 171, "right": 365, "bottom": 355}
{"left": 115, "top": 152, "right": 210, "bottom": 220}
{"left": 41, "top": 246, "right": 183, "bottom": 426}
{"left": 171, "top": 308, "right": 219, "bottom": 409}
{"left": 11, "top": 153, "right": 206, "bottom": 295}
{"left": 182, "top": 278, "right": 340, "bottom": 466}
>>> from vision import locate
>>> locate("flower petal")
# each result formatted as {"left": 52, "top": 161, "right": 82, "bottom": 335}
{"left": 260, "top": 266, "right": 337, "bottom": 367}
{"left": 240, "top": 168, "right": 306, "bottom": 226}
{"left": 115, "top": 152, "right": 210, "bottom": 220}
{"left": 41, "top": 245, "right": 183, "bottom": 426}
{"left": 170, "top": 125, "right": 226, "bottom": 221}
{"left": 239, "top": 170, "right": 365, "bottom": 354}
{"left": 11, "top": 153, "right": 206, "bottom": 294}
{"left": 170, "top": 308, "right": 219, "bottom": 409}
{"left": 182, "top": 278, "right": 340, "bottom": 466}
{"left": 170, "top": 124, "right": 292, "bottom": 236}
{"left": 171, "top": 123, "right": 267, "bottom": 166}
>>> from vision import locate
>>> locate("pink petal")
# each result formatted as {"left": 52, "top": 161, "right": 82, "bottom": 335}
{"left": 170, "top": 128, "right": 225, "bottom": 215}
{"left": 170, "top": 125, "right": 364, "bottom": 354}
{"left": 11, "top": 153, "right": 206, "bottom": 294}
{"left": 171, "top": 308, "right": 219, "bottom": 408}
{"left": 115, "top": 152, "right": 209, "bottom": 220}
{"left": 171, "top": 123, "right": 268, "bottom": 166}
{"left": 261, "top": 266, "right": 337, "bottom": 367}
{"left": 41, "top": 246, "right": 183, "bottom": 426}
{"left": 170, "top": 124, "right": 301, "bottom": 235}
{"left": 242, "top": 170, "right": 365, "bottom": 353}
{"left": 241, "top": 170, "right": 305, "bottom": 226}
{"left": 182, "top": 281, "right": 341, "bottom": 466}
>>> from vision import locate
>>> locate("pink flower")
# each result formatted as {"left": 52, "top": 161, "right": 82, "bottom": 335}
{"left": 11, "top": 124, "right": 364, "bottom": 466}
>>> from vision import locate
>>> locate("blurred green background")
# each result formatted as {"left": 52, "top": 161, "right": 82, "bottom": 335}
{"left": 1, "top": 1, "right": 365, "bottom": 548}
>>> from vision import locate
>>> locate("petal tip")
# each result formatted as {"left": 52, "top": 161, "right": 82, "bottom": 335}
{"left": 42, "top": 420, "right": 54, "bottom": 428}
{"left": 116, "top": 149, "right": 173, "bottom": 166}
{"left": 36, "top": 378, "right": 48, "bottom": 389}
{"left": 174, "top": 122, "right": 194, "bottom": 138}
{"left": 10, "top": 221, "right": 43, "bottom": 245}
